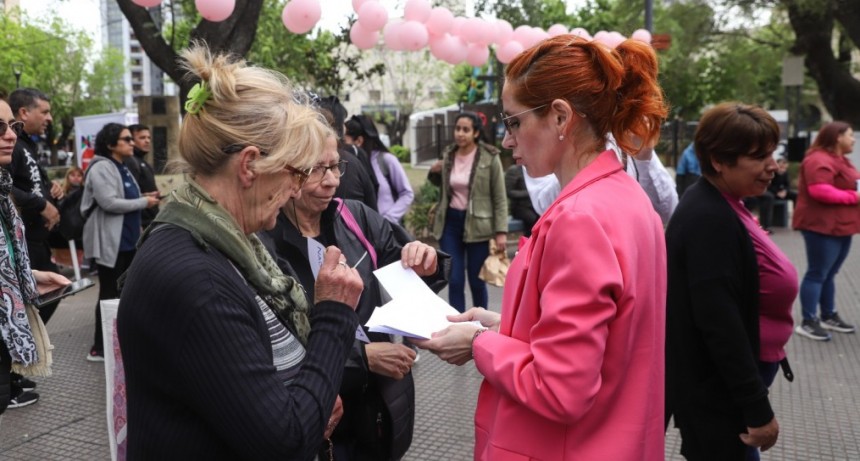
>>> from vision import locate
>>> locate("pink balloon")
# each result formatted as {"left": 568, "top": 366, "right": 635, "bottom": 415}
{"left": 494, "top": 19, "right": 513, "bottom": 45}
{"left": 528, "top": 28, "right": 549, "bottom": 47}
{"left": 460, "top": 18, "right": 485, "bottom": 44}
{"left": 196, "top": 0, "right": 234, "bottom": 22}
{"left": 282, "top": 0, "right": 321, "bottom": 34}
{"left": 570, "top": 27, "right": 591, "bottom": 40}
{"left": 400, "top": 21, "right": 429, "bottom": 51}
{"left": 350, "top": 21, "right": 379, "bottom": 49}
{"left": 466, "top": 43, "right": 489, "bottom": 67}
{"left": 496, "top": 40, "right": 524, "bottom": 64}
{"left": 132, "top": 0, "right": 162, "bottom": 7}
{"left": 631, "top": 28, "right": 652, "bottom": 43}
{"left": 352, "top": 0, "right": 369, "bottom": 12}
{"left": 450, "top": 17, "right": 466, "bottom": 37}
{"left": 447, "top": 36, "right": 468, "bottom": 64}
{"left": 606, "top": 31, "right": 626, "bottom": 48}
{"left": 429, "top": 33, "right": 454, "bottom": 62}
{"left": 512, "top": 25, "right": 532, "bottom": 47}
{"left": 426, "top": 7, "right": 454, "bottom": 36}
{"left": 547, "top": 24, "right": 568, "bottom": 37}
{"left": 593, "top": 30, "right": 609, "bottom": 44}
{"left": 383, "top": 20, "right": 406, "bottom": 51}
{"left": 404, "top": 0, "right": 431, "bottom": 23}
{"left": 357, "top": 1, "right": 388, "bottom": 31}
{"left": 473, "top": 19, "right": 495, "bottom": 47}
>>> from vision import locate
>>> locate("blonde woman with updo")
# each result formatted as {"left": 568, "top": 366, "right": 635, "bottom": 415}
{"left": 417, "top": 35, "right": 669, "bottom": 460}
{"left": 117, "top": 44, "right": 364, "bottom": 460}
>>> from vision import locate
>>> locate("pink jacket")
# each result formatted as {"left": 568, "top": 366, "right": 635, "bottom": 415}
{"left": 472, "top": 150, "right": 667, "bottom": 460}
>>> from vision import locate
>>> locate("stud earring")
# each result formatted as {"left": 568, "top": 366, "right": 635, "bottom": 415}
{"left": 558, "top": 135, "right": 564, "bottom": 141}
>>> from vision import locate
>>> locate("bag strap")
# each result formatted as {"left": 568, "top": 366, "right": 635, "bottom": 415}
{"left": 334, "top": 198, "right": 378, "bottom": 269}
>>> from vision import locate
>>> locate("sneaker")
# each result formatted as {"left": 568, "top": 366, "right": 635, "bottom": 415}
{"left": 8, "top": 390, "right": 39, "bottom": 409}
{"left": 821, "top": 313, "right": 856, "bottom": 333}
{"left": 86, "top": 348, "right": 105, "bottom": 362}
{"left": 795, "top": 319, "right": 832, "bottom": 341}
{"left": 11, "top": 374, "right": 37, "bottom": 392}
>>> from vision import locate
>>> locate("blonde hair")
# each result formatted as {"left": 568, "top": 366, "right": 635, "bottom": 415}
{"left": 63, "top": 166, "right": 84, "bottom": 194}
{"left": 176, "top": 43, "right": 331, "bottom": 177}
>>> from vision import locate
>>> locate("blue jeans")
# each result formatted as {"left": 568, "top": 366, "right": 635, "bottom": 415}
{"left": 746, "top": 361, "right": 781, "bottom": 461}
{"left": 799, "top": 230, "right": 852, "bottom": 321}
{"left": 439, "top": 208, "right": 489, "bottom": 312}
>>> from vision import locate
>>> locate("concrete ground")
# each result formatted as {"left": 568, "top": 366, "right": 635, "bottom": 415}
{"left": 2, "top": 226, "right": 859, "bottom": 460}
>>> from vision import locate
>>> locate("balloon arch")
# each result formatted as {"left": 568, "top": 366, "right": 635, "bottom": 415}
{"left": 134, "top": 0, "right": 653, "bottom": 66}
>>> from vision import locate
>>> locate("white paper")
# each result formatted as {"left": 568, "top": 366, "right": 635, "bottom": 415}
{"left": 366, "top": 261, "right": 463, "bottom": 339}
{"left": 307, "top": 238, "right": 326, "bottom": 280}
{"left": 355, "top": 326, "right": 371, "bottom": 343}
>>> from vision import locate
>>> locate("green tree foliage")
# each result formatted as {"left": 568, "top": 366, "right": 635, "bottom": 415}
{"left": 725, "top": 0, "right": 860, "bottom": 127}
{"left": 248, "top": 11, "right": 384, "bottom": 97}
{"left": 122, "top": 0, "right": 384, "bottom": 107}
{"left": 0, "top": 11, "right": 125, "bottom": 161}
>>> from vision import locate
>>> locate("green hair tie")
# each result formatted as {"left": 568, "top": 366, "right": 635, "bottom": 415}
{"left": 184, "top": 82, "right": 212, "bottom": 115}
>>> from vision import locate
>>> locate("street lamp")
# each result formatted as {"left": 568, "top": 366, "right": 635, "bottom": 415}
{"left": 13, "top": 63, "right": 22, "bottom": 89}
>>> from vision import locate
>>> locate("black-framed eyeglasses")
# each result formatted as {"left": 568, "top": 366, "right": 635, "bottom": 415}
{"left": 306, "top": 160, "right": 347, "bottom": 184}
{"left": 499, "top": 104, "right": 548, "bottom": 135}
{"left": 118, "top": 136, "right": 134, "bottom": 143}
{"left": 221, "top": 143, "right": 312, "bottom": 188}
{"left": 0, "top": 120, "right": 24, "bottom": 137}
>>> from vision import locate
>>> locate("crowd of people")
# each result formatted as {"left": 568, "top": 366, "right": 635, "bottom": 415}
{"left": 1, "top": 33, "right": 859, "bottom": 461}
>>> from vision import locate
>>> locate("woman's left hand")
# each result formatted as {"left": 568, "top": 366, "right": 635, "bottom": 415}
{"left": 494, "top": 233, "right": 507, "bottom": 253}
{"left": 412, "top": 323, "right": 484, "bottom": 366}
{"left": 401, "top": 241, "right": 438, "bottom": 277}
{"left": 32, "top": 270, "right": 72, "bottom": 295}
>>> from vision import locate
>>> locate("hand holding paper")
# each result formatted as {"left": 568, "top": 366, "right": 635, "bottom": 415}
{"left": 366, "top": 261, "right": 474, "bottom": 339}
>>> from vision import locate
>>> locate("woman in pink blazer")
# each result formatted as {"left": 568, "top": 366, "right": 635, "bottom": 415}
{"left": 416, "top": 35, "right": 669, "bottom": 460}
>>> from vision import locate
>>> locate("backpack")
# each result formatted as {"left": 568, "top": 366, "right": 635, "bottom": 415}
{"left": 57, "top": 187, "right": 95, "bottom": 242}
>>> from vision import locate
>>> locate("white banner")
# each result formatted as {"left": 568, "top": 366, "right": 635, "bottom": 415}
{"left": 73, "top": 112, "right": 138, "bottom": 171}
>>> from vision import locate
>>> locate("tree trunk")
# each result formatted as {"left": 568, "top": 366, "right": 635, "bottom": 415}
{"left": 786, "top": 0, "right": 860, "bottom": 126}
{"left": 116, "top": 0, "right": 264, "bottom": 111}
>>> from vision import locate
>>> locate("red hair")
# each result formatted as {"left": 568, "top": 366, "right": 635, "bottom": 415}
{"left": 505, "top": 35, "right": 667, "bottom": 155}
{"left": 808, "top": 121, "right": 852, "bottom": 155}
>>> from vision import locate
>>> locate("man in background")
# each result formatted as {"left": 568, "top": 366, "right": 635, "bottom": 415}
{"left": 124, "top": 124, "right": 160, "bottom": 228}
{"left": 5, "top": 88, "right": 64, "bottom": 408}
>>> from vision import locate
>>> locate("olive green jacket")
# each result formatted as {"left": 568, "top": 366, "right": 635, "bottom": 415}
{"left": 429, "top": 142, "right": 508, "bottom": 242}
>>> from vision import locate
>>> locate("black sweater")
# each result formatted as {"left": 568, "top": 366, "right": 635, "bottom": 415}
{"left": 118, "top": 226, "right": 358, "bottom": 460}
{"left": 665, "top": 178, "right": 773, "bottom": 455}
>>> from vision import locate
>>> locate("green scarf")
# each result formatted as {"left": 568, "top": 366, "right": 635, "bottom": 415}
{"left": 144, "top": 178, "right": 312, "bottom": 344}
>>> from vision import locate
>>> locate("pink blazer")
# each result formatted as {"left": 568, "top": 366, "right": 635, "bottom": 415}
{"left": 472, "top": 150, "right": 667, "bottom": 460}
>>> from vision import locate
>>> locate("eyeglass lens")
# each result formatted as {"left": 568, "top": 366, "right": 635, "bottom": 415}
{"left": 307, "top": 160, "right": 347, "bottom": 182}
{"left": 0, "top": 121, "right": 23, "bottom": 137}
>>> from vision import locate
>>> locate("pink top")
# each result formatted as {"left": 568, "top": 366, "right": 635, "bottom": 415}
{"left": 793, "top": 149, "right": 860, "bottom": 236}
{"left": 449, "top": 148, "right": 476, "bottom": 210}
{"left": 472, "top": 150, "right": 666, "bottom": 460}
{"left": 725, "top": 194, "right": 798, "bottom": 362}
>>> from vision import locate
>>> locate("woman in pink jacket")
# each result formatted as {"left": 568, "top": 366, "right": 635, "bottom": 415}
{"left": 416, "top": 35, "right": 668, "bottom": 460}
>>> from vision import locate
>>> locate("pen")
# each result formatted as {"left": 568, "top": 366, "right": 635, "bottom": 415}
{"left": 352, "top": 251, "right": 368, "bottom": 269}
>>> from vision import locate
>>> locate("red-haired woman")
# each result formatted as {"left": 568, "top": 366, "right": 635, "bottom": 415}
{"left": 416, "top": 36, "right": 668, "bottom": 460}
{"left": 793, "top": 121, "right": 858, "bottom": 341}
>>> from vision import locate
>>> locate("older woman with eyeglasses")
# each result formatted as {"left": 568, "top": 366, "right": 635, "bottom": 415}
{"left": 117, "top": 45, "right": 364, "bottom": 460}
{"left": 261, "top": 130, "right": 447, "bottom": 461}
{"left": 81, "top": 122, "right": 160, "bottom": 362}
{"left": 416, "top": 35, "right": 668, "bottom": 460}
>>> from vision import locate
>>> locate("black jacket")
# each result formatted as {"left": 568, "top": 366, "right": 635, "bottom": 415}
{"left": 261, "top": 200, "right": 448, "bottom": 460}
{"left": 665, "top": 178, "right": 773, "bottom": 459}
{"left": 124, "top": 149, "right": 159, "bottom": 228}
{"left": 335, "top": 147, "right": 378, "bottom": 212}
{"left": 6, "top": 133, "right": 55, "bottom": 242}
{"left": 119, "top": 225, "right": 358, "bottom": 460}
